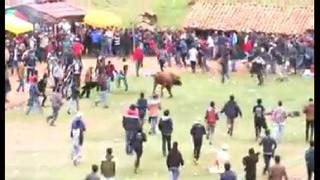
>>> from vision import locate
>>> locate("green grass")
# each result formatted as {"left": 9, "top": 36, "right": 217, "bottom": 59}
{"left": 78, "top": 0, "right": 190, "bottom": 27}
{"left": 5, "top": 73, "right": 313, "bottom": 180}
{"left": 77, "top": 0, "right": 313, "bottom": 28}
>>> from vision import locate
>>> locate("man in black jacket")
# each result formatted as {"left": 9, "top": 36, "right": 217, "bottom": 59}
{"left": 221, "top": 95, "right": 242, "bottom": 137}
{"left": 130, "top": 128, "right": 147, "bottom": 174}
{"left": 252, "top": 98, "right": 267, "bottom": 140}
{"left": 242, "top": 148, "right": 260, "bottom": 180}
{"left": 123, "top": 104, "right": 140, "bottom": 155}
{"left": 158, "top": 109, "right": 173, "bottom": 156}
{"left": 167, "top": 142, "right": 184, "bottom": 180}
{"left": 190, "top": 121, "right": 206, "bottom": 165}
{"left": 38, "top": 73, "right": 48, "bottom": 107}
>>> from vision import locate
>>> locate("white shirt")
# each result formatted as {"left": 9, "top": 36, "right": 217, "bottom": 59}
{"left": 53, "top": 65, "right": 63, "bottom": 78}
{"left": 188, "top": 48, "right": 198, "bottom": 62}
{"left": 207, "top": 36, "right": 214, "bottom": 47}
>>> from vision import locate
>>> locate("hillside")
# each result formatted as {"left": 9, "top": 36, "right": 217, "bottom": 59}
{"left": 77, "top": 0, "right": 313, "bottom": 27}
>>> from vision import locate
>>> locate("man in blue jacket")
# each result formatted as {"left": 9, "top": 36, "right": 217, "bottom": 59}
{"left": 220, "top": 162, "right": 237, "bottom": 180}
{"left": 122, "top": 104, "right": 140, "bottom": 155}
{"left": 158, "top": 109, "right": 173, "bottom": 156}
{"left": 26, "top": 76, "right": 42, "bottom": 115}
{"left": 305, "top": 140, "right": 314, "bottom": 180}
{"left": 136, "top": 93, "right": 148, "bottom": 125}
{"left": 221, "top": 95, "right": 242, "bottom": 137}
{"left": 25, "top": 50, "right": 37, "bottom": 82}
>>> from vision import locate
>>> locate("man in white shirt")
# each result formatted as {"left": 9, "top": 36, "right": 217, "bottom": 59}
{"left": 188, "top": 46, "right": 198, "bottom": 73}
{"left": 52, "top": 61, "right": 63, "bottom": 91}
{"left": 207, "top": 35, "right": 214, "bottom": 60}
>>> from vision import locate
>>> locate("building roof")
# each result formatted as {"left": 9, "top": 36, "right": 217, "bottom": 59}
{"left": 184, "top": 1, "right": 314, "bottom": 34}
{"left": 24, "top": 2, "right": 85, "bottom": 21}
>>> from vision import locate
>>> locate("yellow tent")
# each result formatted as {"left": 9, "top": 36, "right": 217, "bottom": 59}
{"left": 5, "top": 15, "right": 33, "bottom": 35}
{"left": 84, "top": 11, "right": 122, "bottom": 28}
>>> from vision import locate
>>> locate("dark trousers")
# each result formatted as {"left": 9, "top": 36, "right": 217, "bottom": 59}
{"left": 159, "top": 60, "right": 165, "bottom": 72}
{"left": 193, "top": 138, "right": 202, "bottom": 160}
{"left": 227, "top": 117, "right": 235, "bottom": 136}
{"left": 191, "top": 61, "right": 196, "bottom": 73}
{"left": 306, "top": 121, "right": 314, "bottom": 141}
{"left": 53, "top": 77, "right": 60, "bottom": 91}
{"left": 263, "top": 154, "right": 272, "bottom": 174}
{"left": 181, "top": 53, "right": 187, "bottom": 67}
{"left": 134, "top": 149, "right": 142, "bottom": 169}
{"left": 221, "top": 63, "right": 229, "bottom": 83}
{"left": 40, "top": 92, "right": 47, "bottom": 106}
{"left": 245, "top": 174, "right": 256, "bottom": 180}
{"left": 307, "top": 165, "right": 314, "bottom": 180}
{"left": 257, "top": 70, "right": 264, "bottom": 85}
{"left": 135, "top": 61, "right": 143, "bottom": 77}
{"left": 254, "top": 117, "right": 267, "bottom": 139}
{"left": 125, "top": 130, "right": 136, "bottom": 155}
{"left": 80, "top": 82, "right": 92, "bottom": 98}
{"left": 162, "top": 134, "right": 171, "bottom": 156}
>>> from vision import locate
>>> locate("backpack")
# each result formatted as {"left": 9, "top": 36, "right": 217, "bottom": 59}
{"left": 205, "top": 108, "right": 219, "bottom": 125}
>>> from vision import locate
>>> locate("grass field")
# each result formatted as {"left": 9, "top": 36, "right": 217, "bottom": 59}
{"left": 77, "top": 0, "right": 314, "bottom": 27}
{"left": 5, "top": 69, "right": 313, "bottom": 180}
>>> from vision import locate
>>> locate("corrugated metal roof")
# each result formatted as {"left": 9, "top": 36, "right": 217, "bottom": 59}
{"left": 184, "top": 1, "right": 314, "bottom": 34}
{"left": 25, "top": 2, "right": 85, "bottom": 19}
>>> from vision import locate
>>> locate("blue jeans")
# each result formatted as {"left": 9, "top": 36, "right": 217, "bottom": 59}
{"left": 125, "top": 130, "right": 136, "bottom": 155}
{"left": 96, "top": 91, "right": 107, "bottom": 106}
{"left": 139, "top": 110, "right": 146, "bottom": 125}
{"left": 149, "top": 116, "right": 158, "bottom": 134}
{"left": 107, "top": 39, "right": 113, "bottom": 56}
{"left": 271, "top": 123, "right": 285, "bottom": 142}
{"left": 101, "top": 44, "right": 108, "bottom": 56}
{"left": 26, "top": 97, "right": 43, "bottom": 115}
{"left": 169, "top": 167, "right": 180, "bottom": 180}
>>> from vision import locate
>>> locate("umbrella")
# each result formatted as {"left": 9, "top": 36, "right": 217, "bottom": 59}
{"left": 5, "top": 15, "right": 33, "bottom": 35}
{"left": 6, "top": 9, "right": 28, "bottom": 21}
{"left": 84, "top": 11, "right": 122, "bottom": 28}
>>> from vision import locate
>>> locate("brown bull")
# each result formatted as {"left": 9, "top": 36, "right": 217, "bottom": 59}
{"left": 152, "top": 72, "right": 182, "bottom": 98}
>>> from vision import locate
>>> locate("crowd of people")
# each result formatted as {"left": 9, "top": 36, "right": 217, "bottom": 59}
{"left": 4, "top": 19, "right": 314, "bottom": 180}
{"left": 81, "top": 94, "right": 314, "bottom": 180}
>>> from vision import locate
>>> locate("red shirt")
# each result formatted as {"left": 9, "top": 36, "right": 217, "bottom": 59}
{"left": 243, "top": 40, "right": 253, "bottom": 53}
{"left": 165, "top": 41, "right": 174, "bottom": 54}
{"left": 72, "top": 42, "right": 83, "bottom": 57}
{"left": 105, "top": 64, "right": 115, "bottom": 77}
{"left": 132, "top": 47, "right": 144, "bottom": 62}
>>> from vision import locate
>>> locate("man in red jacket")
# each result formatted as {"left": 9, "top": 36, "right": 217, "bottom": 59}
{"left": 105, "top": 61, "right": 116, "bottom": 82}
{"left": 205, "top": 101, "right": 218, "bottom": 145}
{"left": 132, "top": 45, "right": 144, "bottom": 77}
{"left": 72, "top": 38, "right": 84, "bottom": 61}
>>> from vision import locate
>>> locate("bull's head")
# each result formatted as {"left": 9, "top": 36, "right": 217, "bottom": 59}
{"left": 173, "top": 76, "right": 182, "bottom": 86}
